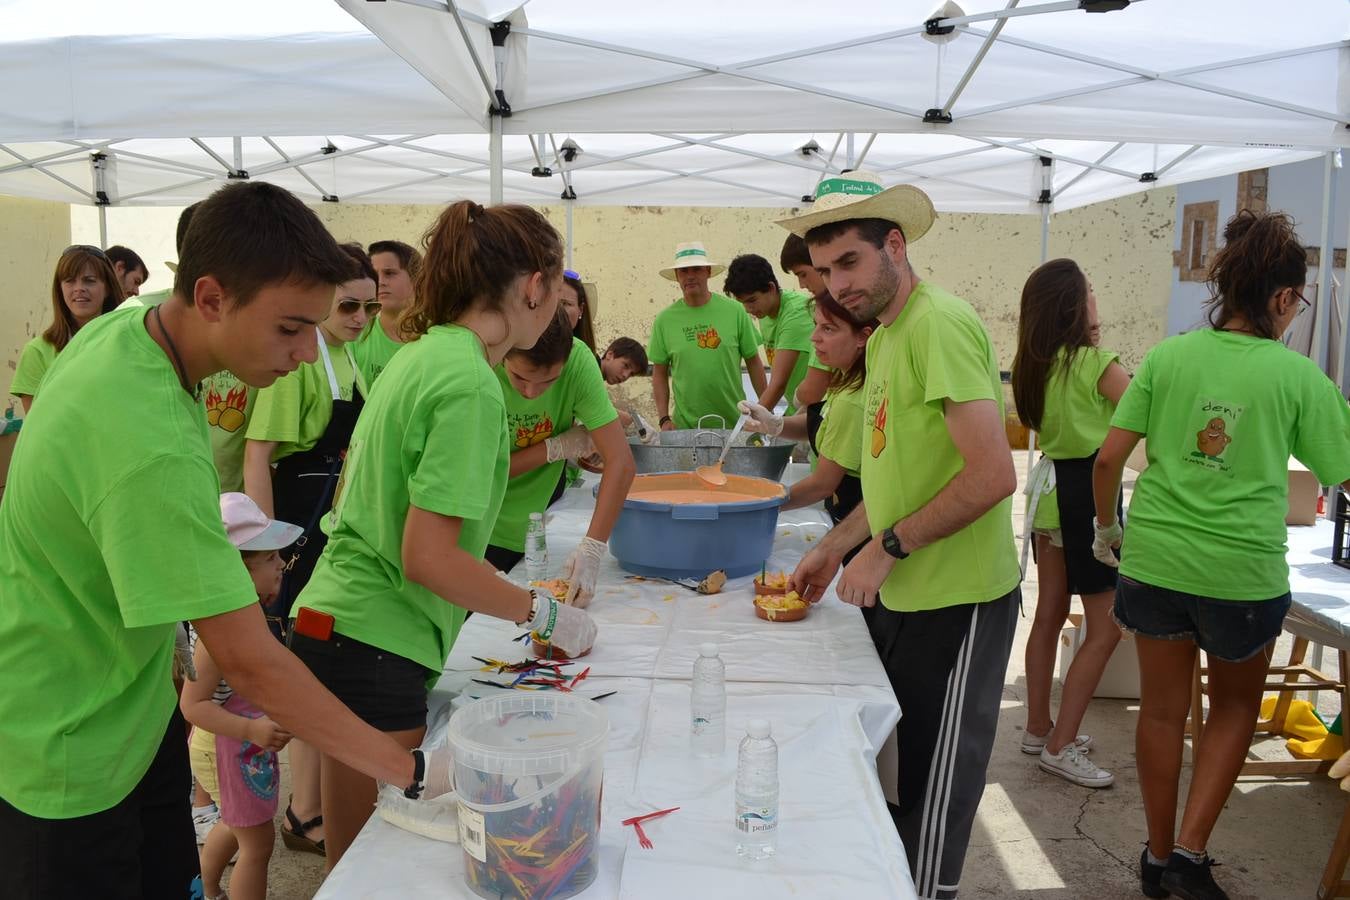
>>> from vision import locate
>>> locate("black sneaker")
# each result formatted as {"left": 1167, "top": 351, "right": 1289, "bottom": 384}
{"left": 1140, "top": 847, "right": 1169, "bottom": 898}
{"left": 1160, "top": 852, "right": 1229, "bottom": 900}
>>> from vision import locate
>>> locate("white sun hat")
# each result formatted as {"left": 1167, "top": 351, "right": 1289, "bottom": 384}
{"left": 220, "top": 492, "right": 303, "bottom": 551}
{"left": 776, "top": 171, "right": 937, "bottom": 243}
{"left": 659, "top": 241, "right": 726, "bottom": 281}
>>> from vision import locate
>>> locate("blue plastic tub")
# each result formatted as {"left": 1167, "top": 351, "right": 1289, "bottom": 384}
{"left": 599, "top": 472, "right": 786, "bottom": 580}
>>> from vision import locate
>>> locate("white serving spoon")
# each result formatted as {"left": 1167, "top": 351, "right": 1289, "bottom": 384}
{"left": 695, "top": 414, "right": 747, "bottom": 487}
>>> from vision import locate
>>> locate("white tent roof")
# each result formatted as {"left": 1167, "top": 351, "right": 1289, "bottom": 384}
{"left": 0, "top": 0, "right": 1345, "bottom": 212}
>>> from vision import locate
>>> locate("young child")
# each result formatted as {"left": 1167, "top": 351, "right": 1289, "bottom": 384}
{"left": 181, "top": 493, "right": 303, "bottom": 900}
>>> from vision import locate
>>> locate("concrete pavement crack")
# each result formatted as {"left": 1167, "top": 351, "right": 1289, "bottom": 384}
{"left": 1072, "top": 791, "right": 1133, "bottom": 873}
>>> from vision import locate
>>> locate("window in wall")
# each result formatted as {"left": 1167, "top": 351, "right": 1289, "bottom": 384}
{"left": 1237, "top": 168, "right": 1268, "bottom": 215}
{"left": 1177, "top": 200, "right": 1218, "bottom": 282}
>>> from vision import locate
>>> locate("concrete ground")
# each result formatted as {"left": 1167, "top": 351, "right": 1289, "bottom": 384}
{"left": 247, "top": 467, "right": 1349, "bottom": 899}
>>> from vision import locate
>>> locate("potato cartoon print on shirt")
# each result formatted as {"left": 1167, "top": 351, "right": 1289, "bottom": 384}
{"left": 1186, "top": 399, "right": 1243, "bottom": 472}
{"left": 510, "top": 413, "right": 555, "bottom": 449}
{"left": 865, "top": 382, "right": 889, "bottom": 458}
{"left": 695, "top": 326, "right": 722, "bottom": 349}
{"left": 204, "top": 381, "right": 248, "bottom": 432}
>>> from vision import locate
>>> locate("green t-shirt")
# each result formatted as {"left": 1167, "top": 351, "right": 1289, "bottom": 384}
{"left": 116, "top": 288, "right": 171, "bottom": 311}
{"left": 648, "top": 292, "right": 760, "bottom": 430}
{"left": 1113, "top": 329, "right": 1350, "bottom": 600}
{"left": 9, "top": 336, "right": 56, "bottom": 398}
{"left": 247, "top": 336, "right": 366, "bottom": 461}
{"left": 203, "top": 370, "right": 256, "bottom": 493}
{"left": 352, "top": 317, "right": 405, "bottom": 388}
{"left": 0, "top": 308, "right": 257, "bottom": 818}
{"left": 297, "top": 325, "right": 510, "bottom": 673}
{"left": 860, "top": 282, "right": 1021, "bottom": 612}
{"left": 492, "top": 339, "right": 617, "bottom": 552}
{"left": 759, "top": 290, "right": 815, "bottom": 415}
{"left": 1028, "top": 346, "right": 1120, "bottom": 531}
{"left": 817, "top": 384, "right": 864, "bottom": 476}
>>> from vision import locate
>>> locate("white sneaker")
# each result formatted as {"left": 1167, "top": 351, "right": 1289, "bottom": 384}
{"left": 193, "top": 808, "right": 221, "bottom": 845}
{"left": 1039, "top": 745, "right": 1113, "bottom": 788}
{"left": 1020, "top": 726, "right": 1092, "bottom": 755}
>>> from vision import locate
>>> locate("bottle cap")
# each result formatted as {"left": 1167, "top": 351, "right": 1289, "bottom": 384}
{"left": 698, "top": 642, "right": 719, "bottom": 658}
{"left": 747, "top": 719, "right": 771, "bottom": 739}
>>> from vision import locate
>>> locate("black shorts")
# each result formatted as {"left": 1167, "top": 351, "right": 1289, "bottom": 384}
{"left": 1114, "top": 575, "right": 1291, "bottom": 663}
{"left": 0, "top": 708, "right": 200, "bottom": 900}
{"left": 289, "top": 628, "right": 435, "bottom": 732}
{"left": 1053, "top": 453, "right": 1122, "bottom": 596}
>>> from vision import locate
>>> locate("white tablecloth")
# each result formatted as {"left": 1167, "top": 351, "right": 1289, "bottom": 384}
{"left": 1286, "top": 519, "right": 1350, "bottom": 647}
{"left": 317, "top": 470, "right": 913, "bottom": 899}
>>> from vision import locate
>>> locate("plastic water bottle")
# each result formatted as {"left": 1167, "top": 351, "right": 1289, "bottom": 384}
{"left": 735, "top": 719, "right": 778, "bottom": 859}
{"left": 690, "top": 642, "right": 726, "bottom": 757}
{"left": 524, "top": 512, "right": 548, "bottom": 581}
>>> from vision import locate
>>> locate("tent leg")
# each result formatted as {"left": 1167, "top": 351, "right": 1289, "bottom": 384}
{"left": 98, "top": 205, "right": 107, "bottom": 250}
{"left": 1026, "top": 202, "right": 1050, "bottom": 486}
{"left": 1312, "top": 151, "right": 1336, "bottom": 373}
{"left": 490, "top": 118, "right": 503, "bottom": 205}
{"left": 1338, "top": 157, "right": 1349, "bottom": 393}
{"left": 565, "top": 197, "right": 574, "bottom": 269}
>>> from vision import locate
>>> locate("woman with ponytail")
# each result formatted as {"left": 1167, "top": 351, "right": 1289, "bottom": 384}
{"left": 1093, "top": 210, "right": 1350, "bottom": 900}
{"left": 289, "top": 201, "right": 599, "bottom": 867}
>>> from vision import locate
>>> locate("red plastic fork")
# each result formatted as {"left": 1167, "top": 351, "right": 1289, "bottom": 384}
{"left": 621, "top": 806, "right": 680, "bottom": 827}
{"left": 633, "top": 820, "right": 654, "bottom": 849}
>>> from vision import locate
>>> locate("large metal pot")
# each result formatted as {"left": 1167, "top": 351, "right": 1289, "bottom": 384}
{"left": 629, "top": 415, "right": 795, "bottom": 482}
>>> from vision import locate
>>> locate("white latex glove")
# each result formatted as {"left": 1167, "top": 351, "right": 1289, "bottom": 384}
{"left": 630, "top": 411, "right": 660, "bottom": 445}
{"left": 545, "top": 426, "right": 595, "bottom": 463}
{"left": 1092, "top": 518, "right": 1123, "bottom": 568}
{"left": 737, "top": 400, "right": 783, "bottom": 437}
{"left": 526, "top": 590, "right": 598, "bottom": 658}
{"left": 420, "top": 742, "right": 454, "bottom": 800}
{"left": 561, "top": 537, "right": 606, "bottom": 607}
{"left": 1330, "top": 750, "right": 1350, "bottom": 792}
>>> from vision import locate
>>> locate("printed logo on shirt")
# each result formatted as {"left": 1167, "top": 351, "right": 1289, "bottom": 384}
{"left": 204, "top": 379, "right": 248, "bottom": 432}
{"left": 764, "top": 346, "right": 776, "bottom": 365}
{"left": 680, "top": 324, "right": 722, "bottom": 350}
{"left": 509, "top": 413, "right": 556, "bottom": 449}
{"left": 865, "top": 381, "right": 889, "bottom": 458}
{"left": 1186, "top": 398, "right": 1243, "bottom": 473}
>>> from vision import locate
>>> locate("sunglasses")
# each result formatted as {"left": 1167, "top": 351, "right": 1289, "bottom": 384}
{"left": 64, "top": 244, "right": 108, "bottom": 261}
{"left": 338, "top": 299, "right": 382, "bottom": 317}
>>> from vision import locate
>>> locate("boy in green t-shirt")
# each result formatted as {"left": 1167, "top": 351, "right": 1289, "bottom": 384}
{"left": 484, "top": 313, "right": 636, "bottom": 604}
{"left": 0, "top": 183, "right": 441, "bottom": 898}
{"left": 723, "top": 253, "right": 815, "bottom": 416}
{"left": 780, "top": 233, "right": 834, "bottom": 409}
{"left": 779, "top": 174, "right": 1020, "bottom": 900}
{"left": 649, "top": 241, "right": 766, "bottom": 431}
{"left": 353, "top": 239, "right": 420, "bottom": 387}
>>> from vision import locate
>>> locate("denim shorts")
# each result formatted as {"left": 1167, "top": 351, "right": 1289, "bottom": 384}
{"left": 1113, "top": 575, "right": 1291, "bottom": 663}
{"left": 289, "top": 628, "right": 434, "bottom": 732}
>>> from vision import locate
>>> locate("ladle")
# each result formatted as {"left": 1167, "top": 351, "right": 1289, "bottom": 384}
{"left": 694, "top": 414, "right": 747, "bottom": 486}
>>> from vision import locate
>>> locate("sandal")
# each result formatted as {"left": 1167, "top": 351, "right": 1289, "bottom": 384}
{"left": 281, "top": 799, "right": 326, "bottom": 857}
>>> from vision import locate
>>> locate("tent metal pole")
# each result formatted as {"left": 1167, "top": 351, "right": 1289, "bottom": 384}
{"left": 490, "top": 120, "right": 503, "bottom": 205}
{"left": 1025, "top": 200, "right": 1051, "bottom": 483}
{"left": 1313, "top": 151, "right": 1336, "bottom": 373}
{"left": 98, "top": 206, "right": 107, "bottom": 250}
{"left": 565, "top": 199, "right": 574, "bottom": 269}
{"left": 940, "top": 0, "right": 1019, "bottom": 117}
{"left": 846, "top": 132, "right": 855, "bottom": 169}
{"left": 1337, "top": 154, "right": 1349, "bottom": 391}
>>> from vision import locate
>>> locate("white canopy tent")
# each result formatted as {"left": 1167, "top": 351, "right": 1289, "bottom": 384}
{"left": 0, "top": 0, "right": 1344, "bottom": 214}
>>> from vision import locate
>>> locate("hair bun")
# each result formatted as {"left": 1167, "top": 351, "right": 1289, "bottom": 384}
{"left": 1222, "top": 208, "right": 1259, "bottom": 244}
{"left": 468, "top": 202, "right": 486, "bottom": 221}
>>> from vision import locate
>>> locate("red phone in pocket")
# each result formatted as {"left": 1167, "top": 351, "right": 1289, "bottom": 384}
{"left": 293, "top": 607, "right": 335, "bottom": 642}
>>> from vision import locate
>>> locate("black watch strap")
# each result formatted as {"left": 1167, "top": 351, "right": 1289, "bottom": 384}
{"left": 404, "top": 748, "right": 426, "bottom": 800}
{"left": 881, "top": 527, "right": 909, "bottom": 560}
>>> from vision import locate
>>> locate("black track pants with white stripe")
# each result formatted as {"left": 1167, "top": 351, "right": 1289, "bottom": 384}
{"left": 870, "top": 588, "right": 1020, "bottom": 900}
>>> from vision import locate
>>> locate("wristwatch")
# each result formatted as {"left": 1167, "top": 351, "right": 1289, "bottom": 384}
{"left": 880, "top": 527, "right": 909, "bottom": 560}
{"left": 659, "top": 415, "right": 673, "bottom": 426}
{"left": 404, "top": 748, "right": 426, "bottom": 800}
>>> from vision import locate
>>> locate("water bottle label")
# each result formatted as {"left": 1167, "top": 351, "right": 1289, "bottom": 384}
{"left": 457, "top": 803, "right": 487, "bottom": 862}
{"left": 735, "top": 804, "right": 777, "bottom": 834}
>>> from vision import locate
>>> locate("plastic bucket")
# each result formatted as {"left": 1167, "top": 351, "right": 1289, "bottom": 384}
{"left": 603, "top": 472, "right": 787, "bottom": 580}
{"left": 449, "top": 694, "right": 609, "bottom": 900}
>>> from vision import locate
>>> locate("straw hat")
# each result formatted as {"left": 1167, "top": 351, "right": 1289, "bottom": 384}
{"left": 659, "top": 242, "right": 725, "bottom": 281}
{"left": 776, "top": 171, "right": 936, "bottom": 243}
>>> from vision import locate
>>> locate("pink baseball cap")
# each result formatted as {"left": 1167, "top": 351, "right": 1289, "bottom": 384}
{"left": 220, "top": 492, "right": 303, "bottom": 551}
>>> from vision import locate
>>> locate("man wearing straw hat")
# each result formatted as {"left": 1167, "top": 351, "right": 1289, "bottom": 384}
{"left": 777, "top": 173, "right": 1020, "bottom": 900}
{"left": 649, "top": 241, "right": 766, "bottom": 431}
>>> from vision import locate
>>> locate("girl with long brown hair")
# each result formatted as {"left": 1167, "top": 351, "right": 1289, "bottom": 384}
{"left": 288, "top": 201, "right": 599, "bottom": 867}
{"left": 1093, "top": 211, "right": 1350, "bottom": 899}
{"left": 10, "top": 245, "right": 123, "bottom": 410}
{"left": 1012, "top": 258, "right": 1131, "bottom": 790}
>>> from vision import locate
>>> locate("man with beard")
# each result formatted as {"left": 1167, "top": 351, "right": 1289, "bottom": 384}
{"left": 773, "top": 173, "right": 1020, "bottom": 900}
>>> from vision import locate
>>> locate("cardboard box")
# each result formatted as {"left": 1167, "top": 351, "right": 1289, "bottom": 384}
{"left": 1287, "top": 457, "right": 1320, "bottom": 526}
{"left": 1059, "top": 612, "right": 1140, "bottom": 700}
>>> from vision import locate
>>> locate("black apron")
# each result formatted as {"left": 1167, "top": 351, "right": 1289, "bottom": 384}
{"left": 806, "top": 398, "right": 864, "bottom": 526}
{"left": 270, "top": 335, "right": 365, "bottom": 632}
